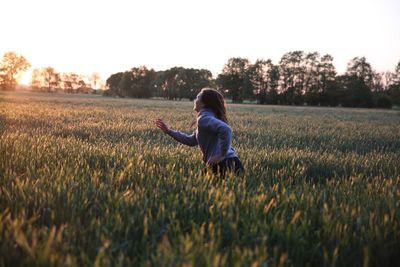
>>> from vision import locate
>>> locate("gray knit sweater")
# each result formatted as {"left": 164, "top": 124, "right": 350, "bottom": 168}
{"left": 167, "top": 108, "right": 237, "bottom": 163}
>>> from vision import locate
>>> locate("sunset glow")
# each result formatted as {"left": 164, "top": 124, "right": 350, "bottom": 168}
{"left": 20, "top": 71, "right": 33, "bottom": 85}
{"left": 1, "top": 0, "right": 400, "bottom": 84}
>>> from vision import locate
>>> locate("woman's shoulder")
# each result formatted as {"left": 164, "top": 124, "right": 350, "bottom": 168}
{"left": 197, "top": 110, "right": 230, "bottom": 129}
{"left": 197, "top": 108, "right": 212, "bottom": 120}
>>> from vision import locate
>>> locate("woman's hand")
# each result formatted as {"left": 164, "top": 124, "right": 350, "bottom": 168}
{"left": 155, "top": 118, "right": 170, "bottom": 134}
{"left": 206, "top": 154, "right": 225, "bottom": 166}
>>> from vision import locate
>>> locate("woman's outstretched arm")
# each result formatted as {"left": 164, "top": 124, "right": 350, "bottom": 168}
{"left": 155, "top": 118, "right": 198, "bottom": 147}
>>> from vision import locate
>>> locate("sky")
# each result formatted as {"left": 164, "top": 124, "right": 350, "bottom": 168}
{"left": 1, "top": 0, "right": 400, "bottom": 84}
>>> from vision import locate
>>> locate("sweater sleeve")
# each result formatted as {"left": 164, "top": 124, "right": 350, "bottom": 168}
{"left": 198, "top": 115, "right": 232, "bottom": 156}
{"left": 167, "top": 129, "right": 198, "bottom": 147}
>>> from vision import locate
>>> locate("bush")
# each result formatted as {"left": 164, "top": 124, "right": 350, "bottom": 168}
{"left": 375, "top": 95, "right": 392, "bottom": 109}
{"left": 102, "top": 89, "right": 117, "bottom": 97}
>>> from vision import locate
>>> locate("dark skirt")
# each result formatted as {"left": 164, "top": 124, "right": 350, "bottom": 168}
{"left": 208, "top": 156, "right": 244, "bottom": 177}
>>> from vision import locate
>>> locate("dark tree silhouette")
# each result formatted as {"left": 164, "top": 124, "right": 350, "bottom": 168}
{"left": 217, "top": 57, "right": 251, "bottom": 103}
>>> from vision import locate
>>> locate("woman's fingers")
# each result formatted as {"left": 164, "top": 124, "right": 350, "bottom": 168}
{"left": 155, "top": 121, "right": 166, "bottom": 129}
{"left": 155, "top": 119, "right": 164, "bottom": 126}
{"left": 155, "top": 119, "right": 169, "bottom": 133}
{"left": 155, "top": 123, "right": 165, "bottom": 130}
{"left": 156, "top": 119, "right": 166, "bottom": 125}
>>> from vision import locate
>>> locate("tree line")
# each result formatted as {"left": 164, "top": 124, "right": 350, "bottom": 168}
{"left": 105, "top": 66, "right": 212, "bottom": 100}
{"left": 105, "top": 52, "right": 400, "bottom": 108}
{"left": 0, "top": 52, "right": 105, "bottom": 93}
{"left": 1, "top": 51, "right": 400, "bottom": 108}
{"left": 30, "top": 67, "right": 104, "bottom": 94}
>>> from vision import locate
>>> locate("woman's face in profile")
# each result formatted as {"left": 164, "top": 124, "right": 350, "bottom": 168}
{"left": 194, "top": 92, "right": 204, "bottom": 112}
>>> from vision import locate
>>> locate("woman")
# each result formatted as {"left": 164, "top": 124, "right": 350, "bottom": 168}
{"left": 155, "top": 88, "right": 244, "bottom": 176}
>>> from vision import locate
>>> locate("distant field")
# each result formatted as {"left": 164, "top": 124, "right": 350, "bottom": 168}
{"left": 1, "top": 91, "right": 400, "bottom": 266}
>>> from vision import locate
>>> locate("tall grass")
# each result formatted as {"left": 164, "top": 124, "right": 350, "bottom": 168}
{"left": 1, "top": 91, "right": 399, "bottom": 266}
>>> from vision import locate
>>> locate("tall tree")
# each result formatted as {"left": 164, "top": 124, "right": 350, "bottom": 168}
{"left": 312, "top": 54, "right": 337, "bottom": 106}
{"left": 346, "top": 57, "right": 374, "bottom": 89}
{"left": 303, "top": 52, "right": 320, "bottom": 93}
{"left": 248, "top": 59, "right": 269, "bottom": 104}
{"left": 387, "top": 61, "right": 400, "bottom": 105}
{"left": 303, "top": 52, "right": 321, "bottom": 105}
{"left": 342, "top": 57, "right": 375, "bottom": 107}
{"left": 217, "top": 57, "right": 251, "bottom": 103}
{"left": 127, "top": 66, "right": 156, "bottom": 98}
{"left": 267, "top": 64, "right": 280, "bottom": 104}
{"left": 319, "top": 54, "right": 337, "bottom": 91}
{"left": 279, "top": 51, "right": 305, "bottom": 105}
{"left": 0, "top": 51, "right": 31, "bottom": 90}
{"left": 389, "top": 61, "right": 400, "bottom": 86}
{"left": 248, "top": 59, "right": 279, "bottom": 104}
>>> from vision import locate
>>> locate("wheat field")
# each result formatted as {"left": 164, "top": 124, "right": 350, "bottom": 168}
{"left": 1, "top": 91, "right": 399, "bottom": 267}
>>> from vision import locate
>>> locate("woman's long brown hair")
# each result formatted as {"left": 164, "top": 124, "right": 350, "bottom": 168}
{"left": 200, "top": 88, "right": 228, "bottom": 124}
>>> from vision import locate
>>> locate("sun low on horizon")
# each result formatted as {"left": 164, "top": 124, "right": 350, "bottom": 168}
{"left": 1, "top": 0, "right": 400, "bottom": 86}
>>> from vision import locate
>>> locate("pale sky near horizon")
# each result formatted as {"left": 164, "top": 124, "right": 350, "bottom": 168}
{"left": 1, "top": 0, "right": 400, "bottom": 84}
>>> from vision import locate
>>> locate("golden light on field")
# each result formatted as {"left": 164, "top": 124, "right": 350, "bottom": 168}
{"left": 1, "top": 92, "right": 400, "bottom": 265}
